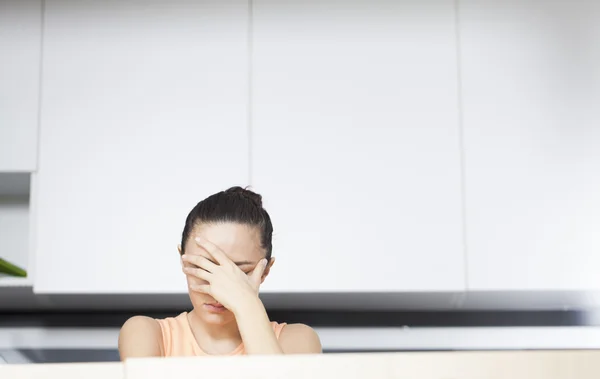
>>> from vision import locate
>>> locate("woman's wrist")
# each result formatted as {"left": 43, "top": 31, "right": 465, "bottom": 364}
{"left": 232, "top": 292, "right": 264, "bottom": 318}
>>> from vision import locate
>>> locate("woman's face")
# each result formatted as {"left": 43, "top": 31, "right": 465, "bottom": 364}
{"left": 180, "top": 222, "right": 272, "bottom": 326}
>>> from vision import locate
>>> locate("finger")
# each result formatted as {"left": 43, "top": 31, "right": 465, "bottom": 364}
{"left": 189, "top": 284, "right": 211, "bottom": 294}
{"left": 194, "top": 236, "right": 231, "bottom": 266}
{"left": 250, "top": 259, "right": 268, "bottom": 284}
{"left": 183, "top": 266, "right": 211, "bottom": 281}
{"left": 182, "top": 254, "right": 218, "bottom": 272}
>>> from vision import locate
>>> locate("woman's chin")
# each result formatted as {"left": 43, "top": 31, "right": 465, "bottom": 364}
{"left": 198, "top": 309, "right": 234, "bottom": 325}
{"left": 190, "top": 301, "right": 234, "bottom": 325}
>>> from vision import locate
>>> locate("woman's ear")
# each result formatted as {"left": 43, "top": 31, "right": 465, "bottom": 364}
{"left": 260, "top": 257, "right": 275, "bottom": 284}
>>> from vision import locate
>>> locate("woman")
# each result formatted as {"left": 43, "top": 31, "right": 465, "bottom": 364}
{"left": 118, "top": 186, "right": 322, "bottom": 359}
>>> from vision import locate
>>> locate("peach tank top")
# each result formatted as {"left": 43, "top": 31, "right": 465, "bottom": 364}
{"left": 156, "top": 312, "right": 287, "bottom": 356}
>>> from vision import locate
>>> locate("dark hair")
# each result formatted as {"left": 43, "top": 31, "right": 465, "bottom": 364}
{"left": 180, "top": 186, "right": 273, "bottom": 260}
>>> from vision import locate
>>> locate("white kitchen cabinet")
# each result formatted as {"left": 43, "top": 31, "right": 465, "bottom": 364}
{"left": 252, "top": 0, "right": 465, "bottom": 292}
{"left": 460, "top": 0, "right": 600, "bottom": 290}
{"left": 34, "top": 0, "right": 249, "bottom": 293}
{"left": 0, "top": 0, "right": 41, "bottom": 172}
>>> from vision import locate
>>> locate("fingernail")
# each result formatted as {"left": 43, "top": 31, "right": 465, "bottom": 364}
{"left": 194, "top": 236, "right": 201, "bottom": 242}
{"left": 181, "top": 254, "right": 187, "bottom": 260}
{"left": 263, "top": 259, "right": 268, "bottom": 267}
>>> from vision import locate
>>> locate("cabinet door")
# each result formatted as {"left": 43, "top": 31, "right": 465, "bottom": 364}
{"left": 252, "top": 0, "right": 464, "bottom": 292}
{"left": 0, "top": 0, "right": 41, "bottom": 172}
{"left": 461, "top": 0, "right": 600, "bottom": 290}
{"left": 34, "top": 0, "right": 249, "bottom": 293}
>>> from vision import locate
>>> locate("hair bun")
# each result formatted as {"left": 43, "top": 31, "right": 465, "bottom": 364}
{"left": 225, "top": 186, "right": 263, "bottom": 208}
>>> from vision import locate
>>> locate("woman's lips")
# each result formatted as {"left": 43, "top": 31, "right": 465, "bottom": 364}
{"left": 204, "top": 303, "right": 226, "bottom": 313}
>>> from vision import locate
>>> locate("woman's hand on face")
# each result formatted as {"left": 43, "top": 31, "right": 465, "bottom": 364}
{"left": 181, "top": 236, "right": 268, "bottom": 314}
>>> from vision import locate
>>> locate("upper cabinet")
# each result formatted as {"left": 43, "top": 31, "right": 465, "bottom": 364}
{"left": 251, "top": 0, "right": 465, "bottom": 292}
{"left": 0, "top": 0, "right": 41, "bottom": 172}
{"left": 34, "top": 0, "right": 250, "bottom": 293}
{"left": 460, "top": 0, "right": 600, "bottom": 290}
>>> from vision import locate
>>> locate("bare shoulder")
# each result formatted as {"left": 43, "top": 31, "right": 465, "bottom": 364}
{"left": 120, "top": 315, "right": 161, "bottom": 335}
{"left": 279, "top": 323, "right": 322, "bottom": 354}
{"left": 118, "top": 316, "right": 164, "bottom": 360}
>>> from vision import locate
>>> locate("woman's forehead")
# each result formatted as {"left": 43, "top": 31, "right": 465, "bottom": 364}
{"left": 187, "top": 222, "right": 263, "bottom": 259}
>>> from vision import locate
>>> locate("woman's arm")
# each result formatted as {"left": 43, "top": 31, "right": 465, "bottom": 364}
{"left": 278, "top": 324, "right": 323, "bottom": 354}
{"left": 118, "top": 316, "right": 164, "bottom": 360}
{"left": 233, "top": 297, "right": 283, "bottom": 355}
{"left": 234, "top": 297, "right": 322, "bottom": 355}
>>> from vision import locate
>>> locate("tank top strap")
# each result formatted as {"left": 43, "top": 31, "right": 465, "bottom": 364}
{"left": 156, "top": 311, "right": 197, "bottom": 356}
{"left": 156, "top": 315, "right": 174, "bottom": 356}
{"left": 272, "top": 321, "right": 287, "bottom": 339}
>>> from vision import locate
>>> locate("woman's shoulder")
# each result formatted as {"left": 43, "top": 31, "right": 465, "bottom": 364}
{"left": 278, "top": 323, "right": 317, "bottom": 337}
{"left": 120, "top": 312, "right": 186, "bottom": 336}
{"left": 277, "top": 323, "right": 322, "bottom": 354}
{"left": 121, "top": 315, "right": 162, "bottom": 334}
{"left": 153, "top": 312, "right": 188, "bottom": 326}
{"left": 118, "top": 315, "right": 165, "bottom": 359}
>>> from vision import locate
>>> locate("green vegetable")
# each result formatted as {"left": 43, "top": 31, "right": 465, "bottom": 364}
{"left": 0, "top": 257, "right": 27, "bottom": 277}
